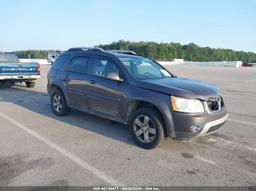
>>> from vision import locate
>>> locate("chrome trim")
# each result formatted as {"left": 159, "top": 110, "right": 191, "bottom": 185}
{"left": 197, "top": 113, "right": 229, "bottom": 136}
{"left": 0, "top": 75, "right": 40, "bottom": 80}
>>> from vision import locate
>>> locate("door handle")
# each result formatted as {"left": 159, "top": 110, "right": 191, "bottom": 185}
{"left": 64, "top": 74, "right": 70, "bottom": 82}
{"left": 89, "top": 80, "right": 95, "bottom": 85}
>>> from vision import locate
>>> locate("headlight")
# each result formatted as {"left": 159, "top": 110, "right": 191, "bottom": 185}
{"left": 171, "top": 96, "right": 204, "bottom": 113}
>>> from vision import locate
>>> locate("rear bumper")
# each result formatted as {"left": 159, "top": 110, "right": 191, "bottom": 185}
{"left": 172, "top": 108, "right": 228, "bottom": 139}
{"left": 0, "top": 75, "right": 40, "bottom": 80}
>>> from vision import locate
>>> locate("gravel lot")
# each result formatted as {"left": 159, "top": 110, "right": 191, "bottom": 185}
{"left": 0, "top": 64, "right": 255, "bottom": 186}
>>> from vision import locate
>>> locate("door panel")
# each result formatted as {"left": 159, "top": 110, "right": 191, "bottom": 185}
{"left": 66, "top": 73, "right": 88, "bottom": 110}
{"left": 65, "top": 56, "right": 91, "bottom": 111}
{"left": 87, "top": 56, "right": 126, "bottom": 120}
{"left": 87, "top": 77, "right": 125, "bottom": 118}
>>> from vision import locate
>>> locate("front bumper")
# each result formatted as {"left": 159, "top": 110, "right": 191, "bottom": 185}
{"left": 197, "top": 113, "right": 228, "bottom": 136}
{"left": 172, "top": 107, "right": 228, "bottom": 139}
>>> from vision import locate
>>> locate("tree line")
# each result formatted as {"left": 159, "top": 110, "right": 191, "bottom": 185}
{"left": 99, "top": 41, "right": 256, "bottom": 62}
{"left": 14, "top": 41, "right": 256, "bottom": 62}
{"left": 15, "top": 50, "right": 48, "bottom": 59}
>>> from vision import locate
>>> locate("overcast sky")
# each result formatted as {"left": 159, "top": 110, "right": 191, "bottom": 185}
{"left": 1, "top": 0, "right": 255, "bottom": 52}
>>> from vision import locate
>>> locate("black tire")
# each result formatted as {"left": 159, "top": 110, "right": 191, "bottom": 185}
{"left": 129, "top": 107, "right": 164, "bottom": 149}
{"left": 51, "top": 89, "right": 70, "bottom": 116}
{"left": 26, "top": 81, "right": 36, "bottom": 88}
{"left": 4, "top": 81, "right": 15, "bottom": 87}
{"left": 0, "top": 81, "right": 4, "bottom": 87}
{"left": 9, "top": 82, "right": 15, "bottom": 86}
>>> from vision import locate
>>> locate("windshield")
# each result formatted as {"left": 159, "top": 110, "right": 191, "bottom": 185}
{"left": 118, "top": 56, "right": 172, "bottom": 80}
{"left": 0, "top": 53, "right": 19, "bottom": 62}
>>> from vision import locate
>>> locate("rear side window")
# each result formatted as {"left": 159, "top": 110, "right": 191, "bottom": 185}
{"left": 53, "top": 54, "right": 70, "bottom": 69}
{"left": 68, "top": 57, "right": 90, "bottom": 74}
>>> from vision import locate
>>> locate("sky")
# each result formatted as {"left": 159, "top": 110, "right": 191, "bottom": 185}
{"left": 0, "top": 0, "right": 256, "bottom": 52}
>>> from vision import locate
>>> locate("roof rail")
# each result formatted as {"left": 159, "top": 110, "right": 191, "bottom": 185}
{"left": 68, "top": 47, "right": 104, "bottom": 52}
{"left": 107, "top": 50, "right": 136, "bottom": 55}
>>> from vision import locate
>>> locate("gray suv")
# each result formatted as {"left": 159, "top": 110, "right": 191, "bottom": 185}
{"left": 47, "top": 48, "right": 228, "bottom": 149}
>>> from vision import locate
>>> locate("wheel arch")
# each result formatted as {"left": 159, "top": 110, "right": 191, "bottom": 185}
{"left": 126, "top": 99, "right": 171, "bottom": 138}
{"left": 48, "top": 83, "right": 70, "bottom": 106}
{"left": 49, "top": 83, "right": 63, "bottom": 94}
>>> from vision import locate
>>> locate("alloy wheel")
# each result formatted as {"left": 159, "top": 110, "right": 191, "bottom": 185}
{"left": 133, "top": 115, "right": 157, "bottom": 143}
{"left": 52, "top": 94, "right": 63, "bottom": 113}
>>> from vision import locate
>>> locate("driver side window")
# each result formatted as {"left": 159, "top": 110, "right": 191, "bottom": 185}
{"left": 92, "top": 58, "right": 120, "bottom": 79}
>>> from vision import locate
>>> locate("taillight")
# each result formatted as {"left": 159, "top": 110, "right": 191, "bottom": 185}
{"left": 38, "top": 63, "right": 40, "bottom": 74}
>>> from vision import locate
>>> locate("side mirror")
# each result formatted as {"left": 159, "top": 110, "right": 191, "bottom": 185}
{"left": 106, "top": 72, "right": 124, "bottom": 82}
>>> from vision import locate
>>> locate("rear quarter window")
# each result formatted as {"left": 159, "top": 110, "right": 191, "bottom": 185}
{"left": 68, "top": 57, "right": 90, "bottom": 74}
{"left": 52, "top": 53, "right": 70, "bottom": 70}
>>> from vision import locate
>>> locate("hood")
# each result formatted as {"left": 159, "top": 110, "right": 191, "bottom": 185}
{"left": 136, "top": 77, "right": 219, "bottom": 99}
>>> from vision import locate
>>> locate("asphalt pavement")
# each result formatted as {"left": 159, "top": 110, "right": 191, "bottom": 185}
{"left": 0, "top": 65, "right": 255, "bottom": 186}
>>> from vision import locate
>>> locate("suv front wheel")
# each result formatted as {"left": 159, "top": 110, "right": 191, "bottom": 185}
{"left": 51, "top": 89, "right": 70, "bottom": 116}
{"left": 129, "top": 108, "right": 164, "bottom": 149}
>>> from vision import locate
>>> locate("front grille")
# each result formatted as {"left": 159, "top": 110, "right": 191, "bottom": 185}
{"left": 207, "top": 96, "right": 224, "bottom": 112}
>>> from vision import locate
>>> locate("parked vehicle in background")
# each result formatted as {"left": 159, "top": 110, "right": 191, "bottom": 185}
{"left": 47, "top": 47, "right": 228, "bottom": 149}
{"left": 47, "top": 51, "right": 62, "bottom": 64}
{"left": 242, "top": 62, "right": 256, "bottom": 67}
{"left": 0, "top": 52, "right": 40, "bottom": 88}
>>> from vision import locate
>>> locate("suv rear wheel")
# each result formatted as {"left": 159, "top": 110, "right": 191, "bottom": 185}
{"left": 129, "top": 108, "right": 164, "bottom": 149}
{"left": 51, "top": 89, "right": 70, "bottom": 116}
